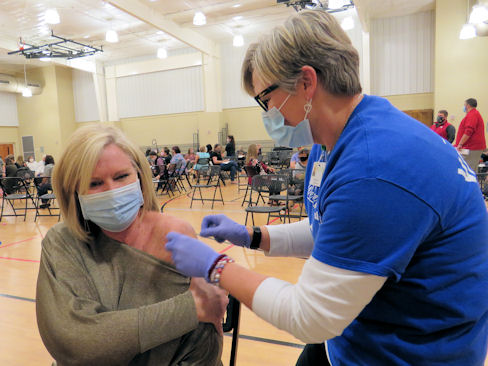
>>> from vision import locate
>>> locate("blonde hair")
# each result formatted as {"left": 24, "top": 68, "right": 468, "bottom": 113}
{"left": 242, "top": 9, "right": 361, "bottom": 97}
{"left": 52, "top": 124, "right": 159, "bottom": 243}
{"left": 199, "top": 146, "right": 206, "bottom": 153}
{"left": 246, "top": 144, "right": 258, "bottom": 164}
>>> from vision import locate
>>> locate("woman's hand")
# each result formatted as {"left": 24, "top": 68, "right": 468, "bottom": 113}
{"left": 200, "top": 215, "right": 251, "bottom": 247}
{"left": 190, "top": 278, "right": 228, "bottom": 336}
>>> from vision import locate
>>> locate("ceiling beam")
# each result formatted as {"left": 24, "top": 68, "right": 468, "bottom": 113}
{"left": 352, "top": 0, "right": 370, "bottom": 32}
{"left": 107, "top": 0, "right": 218, "bottom": 56}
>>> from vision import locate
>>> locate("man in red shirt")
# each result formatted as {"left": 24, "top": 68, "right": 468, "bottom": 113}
{"left": 455, "top": 98, "right": 486, "bottom": 173}
{"left": 431, "top": 110, "right": 455, "bottom": 143}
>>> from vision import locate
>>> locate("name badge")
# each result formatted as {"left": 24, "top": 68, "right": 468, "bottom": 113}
{"left": 310, "top": 162, "right": 326, "bottom": 187}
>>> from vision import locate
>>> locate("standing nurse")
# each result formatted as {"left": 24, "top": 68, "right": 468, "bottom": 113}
{"left": 166, "top": 9, "right": 488, "bottom": 366}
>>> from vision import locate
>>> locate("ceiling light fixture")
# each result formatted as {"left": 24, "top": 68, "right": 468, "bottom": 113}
{"left": 22, "top": 64, "right": 32, "bottom": 98}
{"left": 40, "top": 57, "right": 50, "bottom": 62}
{"left": 459, "top": 23, "right": 476, "bottom": 39}
{"left": 233, "top": 15, "right": 243, "bottom": 21}
{"left": 232, "top": 4, "right": 241, "bottom": 8}
{"left": 469, "top": 5, "right": 488, "bottom": 24}
{"left": 106, "top": 29, "right": 119, "bottom": 43}
{"left": 341, "top": 16, "right": 354, "bottom": 30}
{"left": 328, "top": 0, "right": 344, "bottom": 9}
{"left": 193, "top": 11, "right": 206, "bottom": 26}
{"left": 157, "top": 47, "right": 168, "bottom": 58}
{"left": 45, "top": 8, "right": 60, "bottom": 24}
{"left": 233, "top": 34, "right": 244, "bottom": 47}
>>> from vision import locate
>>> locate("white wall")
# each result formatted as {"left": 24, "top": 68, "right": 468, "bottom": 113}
{"left": 371, "top": 10, "right": 434, "bottom": 96}
{"left": 0, "top": 91, "right": 19, "bottom": 126}
{"left": 72, "top": 69, "right": 99, "bottom": 122}
{"left": 116, "top": 66, "right": 204, "bottom": 118}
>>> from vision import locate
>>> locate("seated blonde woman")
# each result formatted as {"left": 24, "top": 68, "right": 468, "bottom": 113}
{"left": 37, "top": 125, "right": 227, "bottom": 366}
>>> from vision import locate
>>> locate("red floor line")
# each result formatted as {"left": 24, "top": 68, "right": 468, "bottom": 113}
{"left": 218, "top": 244, "right": 235, "bottom": 254}
{"left": 0, "top": 256, "right": 40, "bottom": 263}
{"left": 268, "top": 217, "right": 280, "bottom": 224}
{"left": 0, "top": 236, "right": 40, "bottom": 249}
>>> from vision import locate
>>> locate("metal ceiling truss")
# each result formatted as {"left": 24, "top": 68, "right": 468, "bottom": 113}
{"left": 277, "top": 0, "right": 355, "bottom": 12}
{"left": 8, "top": 31, "right": 103, "bottom": 60}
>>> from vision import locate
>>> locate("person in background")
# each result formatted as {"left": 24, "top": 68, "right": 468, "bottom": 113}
{"left": 455, "top": 98, "right": 486, "bottom": 173}
{"left": 5, "top": 155, "right": 17, "bottom": 177}
{"left": 290, "top": 146, "right": 304, "bottom": 169}
{"left": 294, "top": 149, "right": 309, "bottom": 172}
{"left": 431, "top": 110, "right": 455, "bottom": 143}
{"left": 184, "top": 148, "right": 197, "bottom": 165}
{"left": 193, "top": 146, "right": 210, "bottom": 179}
{"left": 206, "top": 144, "right": 213, "bottom": 154}
{"left": 148, "top": 151, "right": 159, "bottom": 177}
{"left": 169, "top": 146, "right": 187, "bottom": 175}
{"left": 37, "top": 155, "right": 55, "bottom": 208}
{"left": 161, "top": 148, "right": 172, "bottom": 165}
{"left": 26, "top": 155, "right": 38, "bottom": 172}
{"left": 211, "top": 144, "right": 239, "bottom": 184}
{"left": 36, "top": 124, "right": 225, "bottom": 365}
{"left": 245, "top": 144, "right": 274, "bottom": 184}
{"left": 15, "top": 155, "right": 26, "bottom": 168}
{"left": 35, "top": 154, "right": 47, "bottom": 177}
{"left": 0, "top": 155, "right": 4, "bottom": 178}
{"left": 225, "top": 135, "right": 236, "bottom": 158}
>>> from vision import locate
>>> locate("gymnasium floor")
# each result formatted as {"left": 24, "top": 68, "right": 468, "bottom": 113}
{"left": 0, "top": 179, "right": 306, "bottom": 366}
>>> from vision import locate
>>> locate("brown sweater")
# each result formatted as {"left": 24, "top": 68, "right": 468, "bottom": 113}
{"left": 36, "top": 223, "right": 222, "bottom": 366}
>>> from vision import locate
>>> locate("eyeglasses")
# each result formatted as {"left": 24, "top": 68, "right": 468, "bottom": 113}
{"left": 254, "top": 84, "right": 279, "bottom": 111}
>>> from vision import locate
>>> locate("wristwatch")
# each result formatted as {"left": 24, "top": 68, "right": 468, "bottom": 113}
{"left": 250, "top": 226, "right": 262, "bottom": 250}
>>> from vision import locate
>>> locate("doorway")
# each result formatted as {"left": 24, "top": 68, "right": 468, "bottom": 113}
{"left": 0, "top": 144, "right": 14, "bottom": 159}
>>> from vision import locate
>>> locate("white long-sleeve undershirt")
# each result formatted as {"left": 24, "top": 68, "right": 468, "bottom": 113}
{"left": 252, "top": 256, "right": 387, "bottom": 345}
{"left": 265, "top": 219, "right": 314, "bottom": 257}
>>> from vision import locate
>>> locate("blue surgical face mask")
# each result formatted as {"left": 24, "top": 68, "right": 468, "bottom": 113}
{"left": 78, "top": 180, "right": 144, "bottom": 233}
{"left": 463, "top": 106, "right": 467, "bottom": 113}
{"left": 262, "top": 95, "right": 314, "bottom": 148}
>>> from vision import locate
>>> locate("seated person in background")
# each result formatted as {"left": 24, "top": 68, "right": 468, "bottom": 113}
{"left": 184, "top": 147, "right": 197, "bottom": 165}
{"left": 194, "top": 146, "right": 210, "bottom": 173}
{"left": 148, "top": 151, "right": 159, "bottom": 176}
{"left": 294, "top": 148, "right": 309, "bottom": 173}
{"left": 289, "top": 147, "right": 304, "bottom": 169}
{"left": 169, "top": 146, "right": 187, "bottom": 175}
{"left": 431, "top": 110, "right": 455, "bottom": 143}
{"left": 161, "top": 147, "right": 172, "bottom": 165}
{"left": 35, "top": 154, "right": 47, "bottom": 177}
{"left": 16, "top": 155, "right": 26, "bottom": 168}
{"left": 37, "top": 154, "right": 55, "bottom": 208}
{"left": 37, "top": 125, "right": 226, "bottom": 366}
{"left": 26, "top": 155, "right": 38, "bottom": 172}
{"left": 5, "top": 155, "right": 17, "bottom": 177}
{"left": 245, "top": 144, "right": 274, "bottom": 184}
{"left": 290, "top": 149, "right": 309, "bottom": 196}
{"left": 206, "top": 144, "right": 213, "bottom": 154}
{"left": 211, "top": 144, "right": 239, "bottom": 183}
{"left": 0, "top": 155, "right": 4, "bottom": 178}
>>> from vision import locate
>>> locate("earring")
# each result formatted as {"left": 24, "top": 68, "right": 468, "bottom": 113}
{"left": 304, "top": 99, "right": 312, "bottom": 117}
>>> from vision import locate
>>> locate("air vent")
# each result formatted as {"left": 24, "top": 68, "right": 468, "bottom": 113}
{"left": 0, "top": 80, "right": 10, "bottom": 84}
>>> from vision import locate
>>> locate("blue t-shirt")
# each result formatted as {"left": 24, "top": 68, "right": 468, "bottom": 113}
{"left": 304, "top": 95, "right": 488, "bottom": 365}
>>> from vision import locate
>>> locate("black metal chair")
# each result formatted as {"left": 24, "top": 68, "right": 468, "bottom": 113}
{"left": 223, "top": 295, "right": 241, "bottom": 366}
{"left": 190, "top": 165, "right": 224, "bottom": 209}
{"left": 0, "top": 177, "right": 35, "bottom": 221}
{"left": 244, "top": 174, "right": 287, "bottom": 226}
{"left": 241, "top": 165, "right": 261, "bottom": 207}
{"left": 33, "top": 177, "right": 60, "bottom": 221}
{"left": 272, "top": 169, "right": 307, "bottom": 221}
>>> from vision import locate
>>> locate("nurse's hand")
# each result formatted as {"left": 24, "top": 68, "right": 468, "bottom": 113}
{"left": 200, "top": 215, "right": 251, "bottom": 248}
{"left": 166, "top": 232, "right": 221, "bottom": 280}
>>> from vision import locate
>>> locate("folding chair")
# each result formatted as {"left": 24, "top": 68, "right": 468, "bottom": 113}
{"left": 223, "top": 295, "right": 241, "bottom": 366}
{"left": 241, "top": 165, "right": 261, "bottom": 207}
{"left": 33, "top": 177, "right": 60, "bottom": 221}
{"left": 271, "top": 169, "right": 306, "bottom": 222}
{"left": 0, "top": 177, "right": 35, "bottom": 221}
{"left": 244, "top": 174, "right": 287, "bottom": 226}
{"left": 190, "top": 165, "right": 224, "bottom": 209}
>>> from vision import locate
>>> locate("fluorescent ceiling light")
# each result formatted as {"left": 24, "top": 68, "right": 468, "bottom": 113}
{"left": 193, "top": 11, "right": 206, "bottom": 26}
{"left": 328, "top": 0, "right": 344, "bottom": 9}
{"left": 341, "top": 16, "right": 354, "bottom": 30}
{"left": 45, "top": 8, "right": 60, "bottom": 24}
{"left": 459, "top": 23, "right": 476, "bottom": 39}
{"left": 232, "top": 4, "right": 241, "bottom": 8}
{"left": 233, "top": 16, "right": 243, "bottom": 20}
{"left": 157, "top": 47, "right": 167, "bottom": 59}
{"left": 233, "top": 34, "right": 244, "bottom": 47}
{"left": 106, "top": 29, "right": 119, "bottom": 43}
{"left": 22, "top": 88, "right": 32, "bottom": 97}
{"left": 40, "top": 57, "right": 50, "bottom": 62}
{"left": 469, "top": 5, "right": 488, "bottom": 24}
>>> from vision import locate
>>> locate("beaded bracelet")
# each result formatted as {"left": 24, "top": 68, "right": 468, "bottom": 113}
{"left": 209, "top": 255, "right": 235, "bottom": 286}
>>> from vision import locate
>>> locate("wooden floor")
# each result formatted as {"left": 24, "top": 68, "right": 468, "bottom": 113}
{"left": 0, "top": 179, "right": 306, "bottom": 366}
{"left": 1, "top": 178, "right": 487, "bottom": 366}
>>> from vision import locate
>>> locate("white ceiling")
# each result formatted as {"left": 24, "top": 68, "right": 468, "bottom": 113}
{"left": 0, "top": 0, "right": 435, "bottom": 74}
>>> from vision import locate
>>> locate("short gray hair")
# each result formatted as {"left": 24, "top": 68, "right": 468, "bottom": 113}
{"left": 242, "top": 9, "right": 361, "bottom": 97}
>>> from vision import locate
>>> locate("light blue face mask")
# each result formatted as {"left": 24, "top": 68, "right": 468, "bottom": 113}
{"left": 262, "top": 95, "right": 314, "bottom": 148}
{"left": 463, "top": 106, "right": 467, "bottom": 113}
{"left": 78, "top": 180, "right": 144, "bottom": 233}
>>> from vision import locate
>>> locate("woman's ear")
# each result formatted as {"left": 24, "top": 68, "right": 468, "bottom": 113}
{"left": 301, "top": 65, "right": 317, "bottom": 100}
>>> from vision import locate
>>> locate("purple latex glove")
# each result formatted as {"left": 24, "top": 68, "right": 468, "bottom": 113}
{"left": 166, "top": 232, "right": 220, "bottom": 281}
{"left": 200, "top": 214, "right": 251, "bottom": 248}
